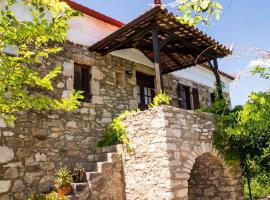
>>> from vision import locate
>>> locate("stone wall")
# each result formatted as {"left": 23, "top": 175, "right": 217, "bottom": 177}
{"left": 121, "top": 106, "right": 244, "bottom": 200}
{"left": 0, "top": 42, "right": 137, "bottom": 199}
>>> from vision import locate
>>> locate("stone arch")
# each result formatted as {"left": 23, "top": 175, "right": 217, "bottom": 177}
{"left": 187, "top": 150, "right": 243, "bottom": 200}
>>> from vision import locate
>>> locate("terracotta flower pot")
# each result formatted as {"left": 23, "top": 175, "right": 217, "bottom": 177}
{"left": 58, "top": 185, "right": 72, "bottom": 196}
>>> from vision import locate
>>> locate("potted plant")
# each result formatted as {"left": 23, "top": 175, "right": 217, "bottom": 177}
{"left": 53, "top": 167, "right": 73, "bottom": 196}
{"left": 72, "top": 168, "right": 85, "bottom": 183}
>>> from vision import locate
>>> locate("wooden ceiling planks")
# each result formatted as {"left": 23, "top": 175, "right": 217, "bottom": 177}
{"left": 89, "top": 6, "right": 232, "bottom": 75}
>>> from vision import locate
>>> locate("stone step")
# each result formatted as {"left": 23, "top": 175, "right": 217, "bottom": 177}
{"left": 87, "top": 152, "right": 110, "bottom": 162}
{"left": 96, "top": 144, "right": 122, "bottom": 154}
{"left": 85, "top": 171, "right": 102, "bottom": 181}
{"left": 68, "top": 194, "right": 79, "bottom": 200}
{"left": 73, "top": 162, "right": 98, "bottom": 172}
{"left": 71, "top": 182, "right": 89, "bottom": 195}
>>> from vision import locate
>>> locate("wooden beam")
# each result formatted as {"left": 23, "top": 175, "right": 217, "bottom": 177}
{"left": 102, "top": 26, "right": 152, "bottom": 55}
{"left": 165, "top": 53, "right": 183, "bottom": 68}
{"left": 152, "top": 24, "right": 163, "bottom": 92}
{"left": 155, "top": 24, "right": 216, "bottom": 60}
{"left": 159, "top": 35, "right": 173, "bottom": 50}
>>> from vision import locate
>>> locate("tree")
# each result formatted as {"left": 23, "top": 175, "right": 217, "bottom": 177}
{"left": 0, "top": 0, "right": 83, "bottom": 124}
{"left": 175, "top": 0, "right": 223, "bottom": 26}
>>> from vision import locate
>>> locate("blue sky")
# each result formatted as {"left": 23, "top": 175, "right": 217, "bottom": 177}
{"left": 75, "top": 0, "right": 270, "bottom": 106}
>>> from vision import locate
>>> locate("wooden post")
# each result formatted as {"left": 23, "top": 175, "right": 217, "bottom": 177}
{"left": 152, "top": 24, "right": 163, "bottom": 92}
{"left": 154, "top": 0, "right": 162, "bottom": 5}
{"left": 209, "top": 58, "right": 223, "bottom": 100}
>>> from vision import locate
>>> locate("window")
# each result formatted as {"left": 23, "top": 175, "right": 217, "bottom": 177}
{"left": 178, "top": 83, "right": 191, "bottom": 110}
{"left": 74, "top": 63, "right": 91, "bottom": 103}
{"left": 178, "top": 84, "right": 200, "bottom": 110}
{"left": 144, "top": 87, "right": 152, "bottom": 105}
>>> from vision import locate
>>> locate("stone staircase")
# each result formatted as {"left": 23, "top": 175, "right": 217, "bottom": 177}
{"left": 68, "top": 145, "right": 123, "bottom": 200}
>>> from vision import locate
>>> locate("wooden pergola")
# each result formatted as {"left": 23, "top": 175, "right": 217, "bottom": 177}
{"left": 89, "top": 6, "right": 232, "bottom": 92}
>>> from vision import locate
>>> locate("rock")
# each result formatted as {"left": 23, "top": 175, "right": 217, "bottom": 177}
{"left": 0, "top": 146, "right": 14, "bottom": 163}
{"left": 0, "top": 180, "right": 11, "bottom": 193}
{"left": 66, "top": 121, "right": 77, "bottom": 128}
{"left": 13, "top": 180, "right": 25, "bottom": 192}
{"left": 66, "top": 77, "right": 73, "bottom": 90}
{"left": 56, "top": 82, "right": 65, "bottom": 89}
{"left": 35, "top": 152, "right": 48, "bottom": 162}
{"left": 63, "top": 62, "right": 74, "bottom": 77}
{"left": 4, "top": 167, "right": 18, "bottom": 179}
{"left": 3, "top": 131, "right": 15, "bottom": 137}
{"left": 31, "top": 128, "right": 49, "bottom": 140}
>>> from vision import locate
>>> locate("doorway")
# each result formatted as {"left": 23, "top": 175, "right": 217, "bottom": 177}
{"left": 136, "top": 72, "right": 155, "bottom": 110}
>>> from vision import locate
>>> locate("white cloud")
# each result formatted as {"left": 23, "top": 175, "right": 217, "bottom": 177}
{"left": 249, "top": 58, "right": 270, "bottom": 68}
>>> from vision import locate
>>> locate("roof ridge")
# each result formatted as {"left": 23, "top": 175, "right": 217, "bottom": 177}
{"left": 62, "top": 0, "right": 125, "bottom": 28}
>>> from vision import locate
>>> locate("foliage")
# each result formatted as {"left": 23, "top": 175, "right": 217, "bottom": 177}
{"left": 177, "top": 0, "right": 223, "bottom": 26}
{"left": 29, "top": 192, "right": 68, "bottom": 200}
{"left": 53, "top": 167, "right": 73, "bottom": 189}
{"left": 45, "top": 192, "right": 69, "bottom": 200}
{"left": 0, "top": 0, "right": 83, "bottom": 124}
{"left": 29, "top": 193, "right": 46, "bottom": 200}
{"left": 72, "top": 168, "right": 85, "bottom": 183}
{"left": 244, "top": 178, "right": 270, "bottom": 200}
{"left": 148, "top": 91, "right": 172, "bottom": 108}
{"left": 97, "top": 110, "right": 139, "bottom": 152}
{"left": 251, "top": 65, "right": 270, "bottom": 79}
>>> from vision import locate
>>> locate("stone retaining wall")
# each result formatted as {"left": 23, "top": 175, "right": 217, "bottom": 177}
{"left": 121, "top": 106, "right": 244, "bottom": 200}
{"left": 0, "top": 42, "right": 136, "bottom": 199}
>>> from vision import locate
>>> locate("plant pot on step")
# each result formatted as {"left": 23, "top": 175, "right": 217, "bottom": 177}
{"left": 58, "top": 185, "right": 72, "bottom": 196}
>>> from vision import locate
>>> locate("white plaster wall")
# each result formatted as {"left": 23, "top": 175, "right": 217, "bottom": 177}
{"left": 67, "top": 15, "right": 118, "bottom": 47}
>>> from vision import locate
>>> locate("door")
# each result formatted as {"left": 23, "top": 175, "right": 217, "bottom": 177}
{"left": 136, "top": 72, "right": 155, "bottom": 110}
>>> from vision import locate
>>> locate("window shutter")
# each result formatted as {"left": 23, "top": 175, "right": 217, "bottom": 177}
{"left": 192, "top": 88, "right": 200, "bottom": 109}
{"left": 73, "top": 63, "right": 91, "bottom": 103}
{"left": 74, "top": 64, "right": 81, "bottom": 91}
{"left": 178, "top": 83, "right": 186, "bottom": 109}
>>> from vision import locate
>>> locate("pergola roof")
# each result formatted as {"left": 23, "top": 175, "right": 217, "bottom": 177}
{"left": 89, "top": 6, "right": 232, "bottom": 74}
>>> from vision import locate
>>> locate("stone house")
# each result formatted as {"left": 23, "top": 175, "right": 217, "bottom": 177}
{"left": 0, "top": 1, "right": 244, "bottom": 200}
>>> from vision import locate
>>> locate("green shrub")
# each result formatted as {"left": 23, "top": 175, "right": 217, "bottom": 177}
{"left": 53, "top": 167, "right": 73, "bottom": 189}
{"left": 29, "top": 192, "right": 69, "bottom": 200}
{"left": 149, "top": 91, "right": 171, "bottom": 108}
{"left": 199, "top": 99, "right": 230, "bottom": 115}
{"left": 97, "top": 110, "right": 139, "bottom": 151}
{"left": 244, "top": 179, "right": 270, "bottom": 199}
{"left": 45, "top": 192, "right": 69, "bottom": 200}
{"left": 29, "top": 193, "right": 46, "bottom": 200}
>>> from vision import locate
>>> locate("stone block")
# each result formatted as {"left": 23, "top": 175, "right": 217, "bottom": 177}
{"left": 92, "top": 67, "right": 104, "bottom": 80}
{"left": 0, "top": 146, "right": 14, "bottom": 163}
{"left": 62, "top": 62, "right": 74, "bottom": 77}
{"left": 0, "top": 181, "right": 11, "bottom": 193}
{"left": 3, "top": 131, "right": 15, "bottom": 137}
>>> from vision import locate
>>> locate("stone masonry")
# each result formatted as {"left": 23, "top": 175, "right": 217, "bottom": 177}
{"left": 0, "top": 42, "right": 137, "bottom": 199}
{"left": 0, "top": 41, "right": 237, "bottom": 199}
{"left": 121, "top": 106, "right": 244, "bottom": 200}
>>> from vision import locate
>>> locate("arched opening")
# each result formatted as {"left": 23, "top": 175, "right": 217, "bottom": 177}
{"left": 188, "top": 153, "right": 235, "bottom": 200}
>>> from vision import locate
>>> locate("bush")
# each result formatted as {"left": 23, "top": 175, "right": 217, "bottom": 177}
{"left": 29, "top": 192, "right": 69, "bottom": 200}
{"left": 244, "top": 179, "right": 270, "bottom": 200}
{"left": 97, "top": 110, "right": 139, "bottom": 151}
{"left": 149, "top": 91, "right": 171, "bottom": 108}
{"left": 46, "top": 192, "right": 69, "bottom": 200}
